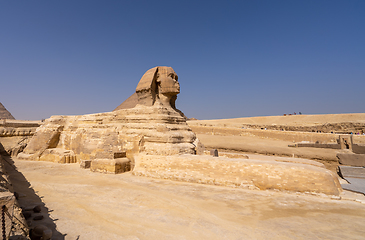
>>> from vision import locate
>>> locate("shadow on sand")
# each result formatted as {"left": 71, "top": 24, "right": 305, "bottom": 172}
{"left": 2, "top": 154, "right": 66, "bottom": 239}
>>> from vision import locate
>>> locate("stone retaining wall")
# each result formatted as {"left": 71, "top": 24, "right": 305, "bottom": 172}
{"left": 189, "top": 125, "right": 365, "bottom": 144}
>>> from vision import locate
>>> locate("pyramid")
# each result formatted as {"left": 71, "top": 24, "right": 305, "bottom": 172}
{"left": 0, "top": 102, "right": 15, "bottom": 120}
{"left": 113, "top": 93, "right": 138, "bottom": 111}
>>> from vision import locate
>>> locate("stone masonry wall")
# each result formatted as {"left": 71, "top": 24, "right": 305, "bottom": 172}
{"left": 189, "top": 125, "right": 365, "bottom": 145}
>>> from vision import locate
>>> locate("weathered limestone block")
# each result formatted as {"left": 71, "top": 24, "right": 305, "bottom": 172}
{"left": 193, "top": 138, "right": 205, "bottom": 155}
{"left": 17, "top": 152, "right": 34, "bottom": 160}
{"left": 10, "top": 143, "right": 27, "bottom": 157}
{"left": 210, "top": 149, "right": 219, "bottom": 157}
{"left": 39, "top": 148, "right": 77, "bottom": 163}
{"left": 22, "top": 125, "right": 63, "bottom": 157}
{"left": 133, "top": 154, "right": 342, "bottom": 196}
{"left": 80, "top": 160, "right": 91, "bottom": 169}
{"left": 90, "top": 158, "right": 131, "bottom": 174}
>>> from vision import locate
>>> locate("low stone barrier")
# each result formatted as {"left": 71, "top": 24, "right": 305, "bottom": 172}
{"left": 188, "top": 125, "right": 365, "bottom": 145}
{"left": 295, "top": 143, "right": 341, "bottom": 149}
{"left": 337, "top": 153, "right": 365, "bottom": 167}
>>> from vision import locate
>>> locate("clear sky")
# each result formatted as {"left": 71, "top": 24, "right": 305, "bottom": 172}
{"left": 1, "top": 0, "right": 364, "bottom": 120}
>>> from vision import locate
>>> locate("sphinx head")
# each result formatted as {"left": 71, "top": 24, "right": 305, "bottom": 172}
{"left": 135, "top": 66, "right": 180, "bottom": 108}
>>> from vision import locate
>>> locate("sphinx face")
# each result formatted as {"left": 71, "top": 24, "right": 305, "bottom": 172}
{"left": 135, "top": 66, "right": 180, "bottom": 108}
{"left": 157, "top": 67, "right": 180, "bottom": 95}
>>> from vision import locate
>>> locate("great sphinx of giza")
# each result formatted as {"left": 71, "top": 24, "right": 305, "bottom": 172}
{"left": 19, "top": 67, "right": 197, "bottom": 164}
{"left": 18, "top": 67, "right": 342, "bottom": 196}
{"left": 114, "top": 66, "right": 187, "bottom": 118}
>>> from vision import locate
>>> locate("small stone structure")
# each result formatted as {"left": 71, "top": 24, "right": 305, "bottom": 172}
{"left": 210, "top": 149, "right": 218, "bottom": 157}
{"left": 339, "top": 135, "right": 353, "bottom": 150}
{"left": 90, "top": 158, "right": 131, "bottom": 174}
{"left": 336, "top": 134, "right": 365, "bottom": 167}
{"left": 290, "top": 135, "right": 365, "bottom": 153}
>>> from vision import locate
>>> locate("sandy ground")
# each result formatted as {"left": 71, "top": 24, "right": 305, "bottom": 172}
{"left": 3, "top": 156, "right": 365, "bottom": 240}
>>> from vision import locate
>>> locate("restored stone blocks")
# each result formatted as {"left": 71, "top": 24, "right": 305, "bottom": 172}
{"left": 39, "top": 148, "right": 77, "bottom": 164}
{"left": 114, "top": 151, "right": 127, "bottom": 158}
{"left": 80, "top": 160, "right": 91, "bottom": 169}
{"left": 90, "top": 158, "right": 131, "bottom": 174}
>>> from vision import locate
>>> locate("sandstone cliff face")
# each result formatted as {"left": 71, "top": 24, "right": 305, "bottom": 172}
{"left": 20, "top": 103, "right": 196, "bottom": 162}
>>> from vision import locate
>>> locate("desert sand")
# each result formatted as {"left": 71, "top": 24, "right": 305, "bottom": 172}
{"left": 4, "top": 155, "right": 365, "bottom": 240}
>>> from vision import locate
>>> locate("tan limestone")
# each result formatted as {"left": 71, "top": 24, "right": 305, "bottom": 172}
{"left": 90, "top": 158, "right": 131, "bottom": 174}
{"left": 39, "top": 148, "right": 77, "bottom": 164}
{"left": 133, "top": 154, "right": 342, "bottom": 196}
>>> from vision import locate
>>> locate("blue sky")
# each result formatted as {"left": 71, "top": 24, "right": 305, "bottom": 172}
{"left": 1, "top": 0, "right": 364, "bottom": 120}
